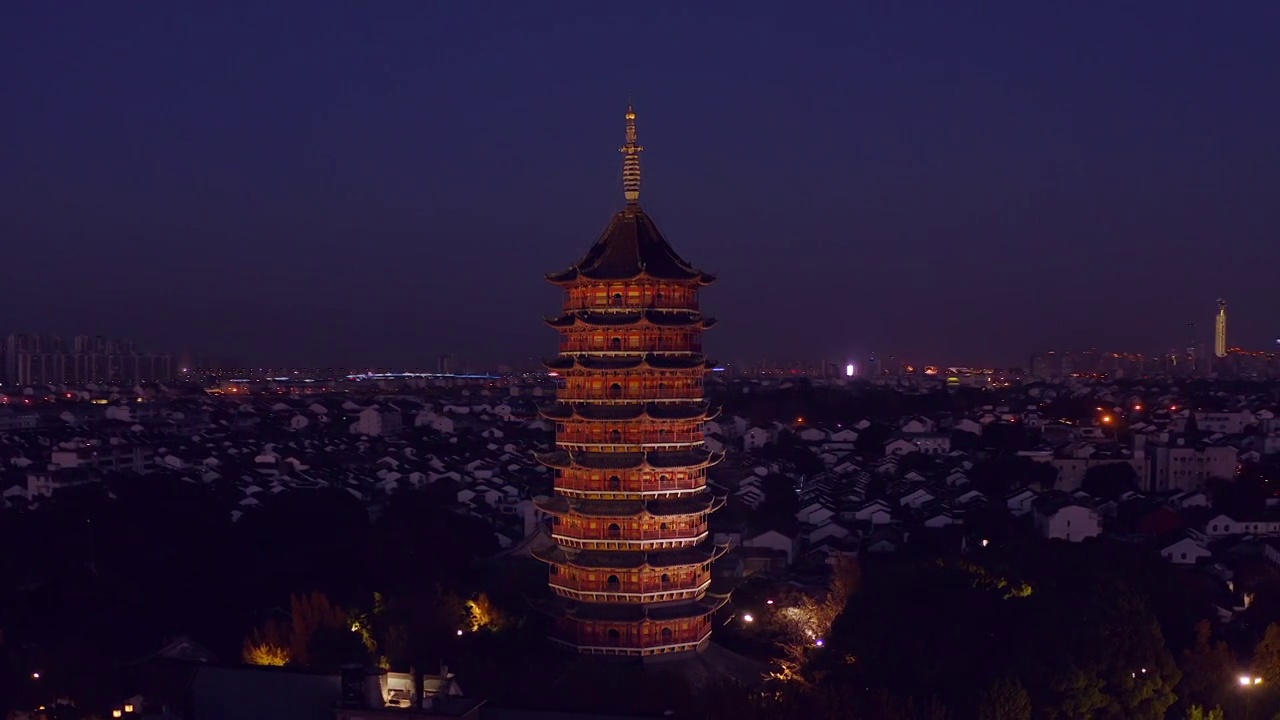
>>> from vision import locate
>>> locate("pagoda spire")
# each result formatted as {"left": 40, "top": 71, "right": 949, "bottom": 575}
{"left": 620, "top": 102, "right": 643, "bottom": 205}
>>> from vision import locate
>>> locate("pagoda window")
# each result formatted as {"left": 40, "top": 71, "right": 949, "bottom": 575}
{"left": 607, "top": 523, "right": 622, "bottom": 539}
{"left": 606, "top": 575, "right": 621, "bottom": 590}
{"left": 609, "top": 383, "right": 622, "bottom": 398}
{"left": 659, "top": 474, "right": 671, "bottom": 485}
{"left": 549, "top": 565, "right": 559, "bottom": 575}
{"left": 609, "top": 429, "right": 622, "bottom": 443}
{"left": 608, "top": 475, "right": 622, "bottom": 490}
{"left": 661, "top": 627, "right": 673, "bottom": 643}
{"left": 551, "top": 516, "right": 561, "bottom": 526}
{"left": 654, "top": 291, "right": 665, "bottom": 304}
{"left": 660, "top": 573, "right": 671, "bottom": 587}
{"left": 611, "top": 292, "right": 624, "bottom": 307}
{"left": 609, "top": 337, "right": 623, "bottom": 351}
{"left": 607, "top": 629, "right": 621, "bottom": 644}
{"left": 657, "top": 382, "right": 667, "bottom": 390}
{"left": 660, "top": 522, "right": 668, "bottom": 531}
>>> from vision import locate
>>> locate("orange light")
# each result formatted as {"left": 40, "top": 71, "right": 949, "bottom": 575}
{"left": 1133, "top": 404, "right": 1142, "bottom": 411}
{"left": 1101, "top": 415, "right": 1113, "bottom": 424}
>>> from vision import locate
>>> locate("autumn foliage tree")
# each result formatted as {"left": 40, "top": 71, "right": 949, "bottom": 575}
{"left": 772, "top": 556, "right": 860, "bottom": 684}
{"left": 243, "top": 591, "right": 368, "bottom": 669}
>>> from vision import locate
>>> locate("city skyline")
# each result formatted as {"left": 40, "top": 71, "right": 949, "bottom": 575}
{"left": 3, "top": 3, "right": 1278, "bottom": 367}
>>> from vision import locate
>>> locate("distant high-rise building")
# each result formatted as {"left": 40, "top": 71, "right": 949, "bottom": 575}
{"left": 1215, "top": 298, "right": 1228, "bottom": 358}
{"left": 3, "top": 333, "right": 175, "bottom": 385}
{"left": 534, "top": 105, "right": 728, "bottom": 657}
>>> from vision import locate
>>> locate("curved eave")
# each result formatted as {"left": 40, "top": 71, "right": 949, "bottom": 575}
{"left": 534, "top": 495, "right": 721, "bottom": 518}
{"left": 547, "top": 268, "right": 713, "bottom": 287}
{"left": 532, "top": 543, "right": 729, "bottom": 571}
{"left": 544, "top": 311, "right": 710, "bottom": 330}
{"left": 536, "top": 450, "right": 723, "bottom": 471}
{"left": 546, "top": 267, "right": 581, "bottom": 285}
{"left": 546, "top": 356, "right": 714, "bottom": 372}
{"left": 537, "top": 403, "right": 711, "bottom": 422}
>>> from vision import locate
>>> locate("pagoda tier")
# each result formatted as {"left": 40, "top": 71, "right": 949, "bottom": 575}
{"left": 534, "top": 592, "right": 731, "bottom": 657}
{"left": 535, "top": 449, "right": 721, "bottom": 471}
{"left": 543, "top": 355, "right": 715, "bottom": 372}
{"left": 557, "top": 281, "right": 704, "bottom": 313}
{"left": 539, "top": 403, "right": 717, "bottom": 422}
{"left": 536, "top": 495, "right": 726, "bottom": 551}
{"left": 537, "top": 104, "right": 727, "bottom": 657}
{"left": 545, "top": 310, "right": 717, "bottom": 330}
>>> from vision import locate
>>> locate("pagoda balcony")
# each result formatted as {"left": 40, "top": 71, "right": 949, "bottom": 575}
{"left": 551, "top": 531, "right": 709, "bottom": 551}
{"left": 548, "top": 617, "right": 713, "bottom": 658}
{"left": 556, "top": 387, "right": 704, "bottom": 403}
{"left": 561, "top": 286, "right": 701, "bottom": 313}
{"left": 559, "top": 339, "right": 703, "bottom": 355}
{"left": 548, "top": 580, "right": 712, "bottom": 604}
{"left": 547, "top": 567, "right": 710, "bottom": 603}
{"left": 556, "top": 441, "right": 703, "bottom": 453}
{"left": 555, "top": 426, "right": 704, "bottom": 446}
{"left": 554, "top": 474, "right": 705, "bottom": 498}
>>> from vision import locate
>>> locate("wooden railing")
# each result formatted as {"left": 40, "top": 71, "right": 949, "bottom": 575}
{"left": 556, "top": 387, "right": 704, "bottom": 402}
{"left": 556, "top": 430, "right": 704, "bottom": 446}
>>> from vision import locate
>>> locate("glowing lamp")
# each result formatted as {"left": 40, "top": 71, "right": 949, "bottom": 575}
{"left": 113, "top": 711, "right": 123, "bottom": 718}
{"left": 845, "top": 363, "right": 854, "bottom": 377}
{"left": 741, "top": 613, "right": 754, "bottom": 623}
{"left": 125, "top": 704, "right": 135, "bottom": 713}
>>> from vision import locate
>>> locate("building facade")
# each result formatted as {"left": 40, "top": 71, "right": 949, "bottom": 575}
{"left": 533, "top": 106, "right": 729, "bottom": 657}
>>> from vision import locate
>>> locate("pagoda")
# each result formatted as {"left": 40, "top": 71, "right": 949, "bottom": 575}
{"left": 533, "top": 105, "right": 729, "bottom": 657}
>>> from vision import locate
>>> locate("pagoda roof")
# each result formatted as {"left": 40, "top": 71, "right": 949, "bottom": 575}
{"left": 545, "top": 310, "right": 716, "bottom": 330}
{"left": 543, "top": 355, "right": 714, "bottom": 372}
{"left": 532, "top": 542, "right": 728, "bottom": 570}
{"left": 546, "top": 208, "right": 715, "bottom": 285}
{"left": 534, "top": 494, "right": 723, "bottom": 518}
{"left": 535, "top": 449, "right": 722, "bottom": 471}
{"left": 539, "top": 402, "right": 716, "bottom": 422}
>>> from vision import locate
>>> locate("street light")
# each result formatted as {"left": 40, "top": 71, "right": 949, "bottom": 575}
{"left": 1239, "top": 675, "right": 1262, "bottom": 720}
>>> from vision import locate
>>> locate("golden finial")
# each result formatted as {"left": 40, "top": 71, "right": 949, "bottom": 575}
{"left": 620, "top": 102, "right": 643, "bottom": 205}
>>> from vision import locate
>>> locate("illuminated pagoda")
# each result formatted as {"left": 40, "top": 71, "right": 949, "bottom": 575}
{"left": 533, "top": 105, "right": 729, "bottom": 657}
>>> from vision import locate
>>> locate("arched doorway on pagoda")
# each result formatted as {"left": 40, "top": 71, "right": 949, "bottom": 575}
{"left": 607, "top": 523, "right": 621, "bottom": 539}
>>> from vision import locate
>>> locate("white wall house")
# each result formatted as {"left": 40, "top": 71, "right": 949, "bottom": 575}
{"left": 351, "top": 407, "right": 403, "bottom": 437}
{"left": 1033, "top": 498, "right": 1101, "bottom": 542}
{"left": 1161, "top": 536, "right": 1212, "bottom": 565}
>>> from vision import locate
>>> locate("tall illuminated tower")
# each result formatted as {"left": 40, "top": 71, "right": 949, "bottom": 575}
{"left": 1215, "top": 298, "right": 1228, "bottom": 359}
{"left": 534, "top": 105, "right": 728, "bottom": 657}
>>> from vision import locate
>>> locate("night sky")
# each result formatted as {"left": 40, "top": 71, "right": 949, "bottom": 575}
{"left": 3, "top": 2, "right": 1278, "bottom": 369}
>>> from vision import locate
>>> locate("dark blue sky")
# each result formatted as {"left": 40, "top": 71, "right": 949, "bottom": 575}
{"left": 3, "top": 2, "right": 1278, "bottom": 368}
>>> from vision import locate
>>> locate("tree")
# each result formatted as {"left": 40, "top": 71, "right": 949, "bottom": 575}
{"left": 1178, "top": 620, "right": 1235, "bottom": 710}
{"left": 977, "top": 677, "right": 1032, "bottom": 720}
{"left": 242, "top": 591, "right": 367, "bottom": 669}
{"left": 1254, "top": 622, "right": 1280, "bottom": 685}
{"left": 1081, "top": 462, "right": 1139, "bottom": 501}
{"left": 1184, "top": 706, "right": 1224, "bottom": 720}
{"left": 772, "top": 557, "right": 860, "bottom": 683}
